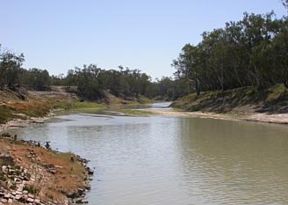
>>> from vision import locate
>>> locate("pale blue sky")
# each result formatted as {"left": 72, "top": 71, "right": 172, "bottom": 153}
{"left": 1, "top": 0, "right": 286, "bottom": 79}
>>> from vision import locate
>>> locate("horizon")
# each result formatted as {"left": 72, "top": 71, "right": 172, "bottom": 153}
{"left": 1, "top": 0, "right": 286, "bottom": 79}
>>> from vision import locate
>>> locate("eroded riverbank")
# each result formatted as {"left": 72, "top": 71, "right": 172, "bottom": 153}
{"left": 143, "top": 106, "right": 288, "bottom": 125}
{"left": 0, "top": 135, "right": 93, "bottom": 205}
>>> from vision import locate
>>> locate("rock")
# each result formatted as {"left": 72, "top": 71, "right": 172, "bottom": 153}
{"left": 27, "top": 197, "right": 34, "bottom": 203}
{"left": 78, "top": 188, "right": 84, "bottom": 194}
{"left": 84, "top": 185, "right": 91, "bottom": 190}
{"left": 8, "top": 169, "right": 15, "bottom": 174}
{"left": 17, "top": 186, "right": 24, "bottom": 192}
{"left": 48, "top": 168, "right": 57, "bottom": 174}
{"left": 23, "top": 190, "right": 28, "bottom": 194}
{"left": 15, "top": 194, "right": 22, "bottom": 200}
{"left": 0, "top": 199, "right": 7, "bottom": 203}
{"left": 4, "top": 193, "right": 11, "bottom": 199}
{"left": 67, "top": 192, "right": 78, "bottom": 198}
{"left": 34, "top": 199, "right": 41, "bottom": 204}
{"left": 86, "top": 167, "right": 94, "bottom": 175}
{"left": 28, "top": 193, "right": 35, "bottom": 198}
{"left": 18, "top": 195, "right": 27, "bottom": 203}
{"left": 75, "top": 198, "right": 84, "bottom": 204}
{"left": 7, "top": 198, "right": 13, "bottom": 204}
{"left": 2, "top": 165, "right": 8, "bottom": 173}
{"left": 15, "top": 178, "right": 22, "bottom": 184}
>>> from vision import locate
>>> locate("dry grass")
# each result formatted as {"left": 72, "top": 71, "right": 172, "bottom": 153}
{"left": 5, "top": 100, "right": 52, "bottom": 117}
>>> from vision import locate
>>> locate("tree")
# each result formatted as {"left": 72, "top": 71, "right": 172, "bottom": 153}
{"left": 173, "top": 12, "right": 288, "bottom": 94}
{"left": 20, "top": 68, "right": 51, "bottom": 91}
{"left": 74, "top": 65, "right": 103, "bottom": 100}
{"left": 0, "top": 46, "right": 24, "bottom": 90}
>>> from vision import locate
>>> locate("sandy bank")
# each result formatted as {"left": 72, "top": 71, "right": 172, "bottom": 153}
{"left": 0, "top": 116, "right": 51, "bottom": 134}
{"left": 143, "top": 107, "right": 288, "bottom": 125}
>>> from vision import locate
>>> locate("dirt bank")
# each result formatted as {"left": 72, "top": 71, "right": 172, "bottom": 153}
{"left": 165, "top": 84, "right": 288, "bottom": 125}
{"left": 0, "top": 136, "right": 93, "bottom": 205}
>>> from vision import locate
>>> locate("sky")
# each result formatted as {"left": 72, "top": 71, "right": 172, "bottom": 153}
{"left": 1, "top": 0, "right": 286, "bottom": 79}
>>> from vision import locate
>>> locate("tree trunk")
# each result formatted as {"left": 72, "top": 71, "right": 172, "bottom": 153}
{"left": 195, "top": 78, "right": 200, "bottom": 96}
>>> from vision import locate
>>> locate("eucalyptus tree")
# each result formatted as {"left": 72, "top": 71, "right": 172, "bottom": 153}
{"left": 0, "top": 46, "right": 24, "bottom": 90}
{"left": 173, "top": 44, "right": 203, "bottom": 95}
{"left": 20, "top": 68, "right": 50, "bottom": 91}
{"left": 173, "top": 11, "right": 288, "bottom": 94}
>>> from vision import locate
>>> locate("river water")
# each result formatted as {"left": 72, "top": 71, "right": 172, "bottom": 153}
{"left": 14, "top": 103, "right": 288, "bottom": 205}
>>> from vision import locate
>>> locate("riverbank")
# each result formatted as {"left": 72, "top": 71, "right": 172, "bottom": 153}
{"left": 0, "top": 87, "right": 153, "bottom": 132}
{"left": 0, "top": 88, "right": 154, "bottom": 205}
{"left": 143, "top": 106, "right": 288, "bottom": 125}
{"left": 165, "top": 84, "right": 288, "bottom": 125}
{"left": 0, "top": 135, "right": 93, "bottom": 205}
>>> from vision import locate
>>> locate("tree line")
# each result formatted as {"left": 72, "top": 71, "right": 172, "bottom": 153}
{"left": 0, "top": 47, "right": 51, "bottom": 91}
{"left": 60, "top": 65, "right": 152, "bottom": 100}
{"left": 173, "top": 10, "right": 288, "bottom": 95}
{"left": 0, "top": 46, "right": 181, "bottom": 100}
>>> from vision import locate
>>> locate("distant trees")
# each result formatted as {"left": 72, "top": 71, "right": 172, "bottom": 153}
{"left": 0, "top": 46, "right": 24, "bottom": 90}
{"left": 72, "top": 65, "right": 103, "bottom": 100}
{"left": 150, "top": 77, "right": 190, "bottom": 100}
{"left": 62, "top": 64, "right": 190, "bottom": 101}
{"left": 0, "top": 46, "right": 51, "bottom": 91}
{"left": 20, "top": 68, "right": 51, "bottom": 91}
{"left": 64, "top": 65, "right": 152, "bottom": 100}
{"left": 173, "top": 12, "right": 288, "bottom": 94}
{"left": 0, "top": 44, "right": 175, "bottom": 101}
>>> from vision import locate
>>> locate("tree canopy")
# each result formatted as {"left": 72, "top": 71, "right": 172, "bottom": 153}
{"left": 173, "top": 12, "right": 288, "bottom": 95}
{"left": 0, "top": 46, "right": 24, "bottom": 90}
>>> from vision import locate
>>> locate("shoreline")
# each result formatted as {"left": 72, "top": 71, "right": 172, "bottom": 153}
{"left": 0, "top": 116, "right": 50, "bottom": 133}
{"left": 0, "top": 135, "right": 93, "bottom": 205}
{"left": 0, "top": 111, "right": 56, "bottom": 134}
{"left": 143, "top": 107, "right": 288, "bottom": 125}
{"left": 2, "top": 103, "right": 288, "bottom": 134}
{"left": 0, "top": 106, "right": 94, "bottom": 205}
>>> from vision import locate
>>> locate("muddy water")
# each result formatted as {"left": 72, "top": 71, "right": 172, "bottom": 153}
{"left": 15, "top": 104, "right": 288, "bottom": 205}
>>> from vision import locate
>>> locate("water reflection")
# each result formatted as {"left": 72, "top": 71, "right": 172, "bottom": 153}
{"left": 177, "top": 118, "right": 288, "bottom": 204}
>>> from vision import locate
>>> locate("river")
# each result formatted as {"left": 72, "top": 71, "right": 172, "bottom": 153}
{"left": 13, "top": 103, "right": 288, "bottom": 205}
